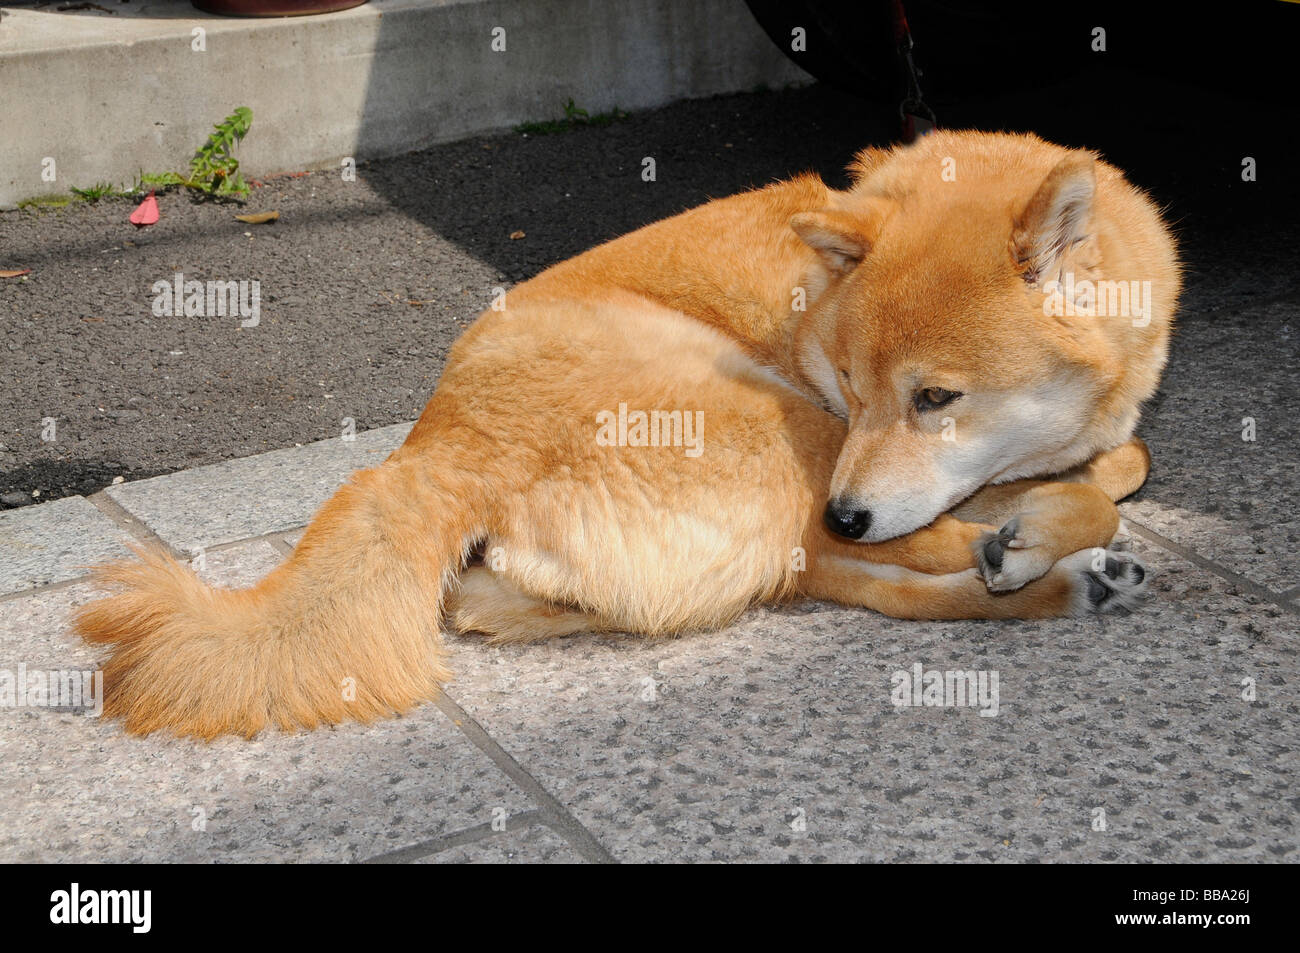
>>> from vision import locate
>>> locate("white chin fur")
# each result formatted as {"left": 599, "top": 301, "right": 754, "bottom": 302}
{"left": 862, "top": 503, "right": 942, "bottom": 543}
{"left": 859, "top": 480, "right": 978, "bottom": 542}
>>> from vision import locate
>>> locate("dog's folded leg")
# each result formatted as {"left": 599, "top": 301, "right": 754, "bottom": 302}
{"left": 1060, "top": 437, "right": 1153, "bottom": 503}
{"left": 799, "top": 542, "right": 1148, "bottom": 620}
{"left": 950, "top": 436, "right": 1153, "bottom": 593}
{"left": 446, "top": 566, "right": 602, "bottom": 645}
{"left": 824, "top": 513, "right": 998, "bottom": 576}
{"left": 965, "top": 483, "right": 1120, "bottom": 593}
{"left": 808, "top": 437, "right": 1152, "bottom": 589}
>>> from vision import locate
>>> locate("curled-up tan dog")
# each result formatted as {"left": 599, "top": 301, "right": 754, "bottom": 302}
{"left": 77, "top": 130, "right": 1180, "bottom": 737}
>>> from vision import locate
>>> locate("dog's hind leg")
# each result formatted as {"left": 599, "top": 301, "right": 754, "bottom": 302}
{"left": 446, "top": 566, "right": 602, "bottom": 645}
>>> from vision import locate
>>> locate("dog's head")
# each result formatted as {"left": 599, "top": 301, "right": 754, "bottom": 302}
{"left": 792, "top": 132, "right": 1170, "bottom": 542}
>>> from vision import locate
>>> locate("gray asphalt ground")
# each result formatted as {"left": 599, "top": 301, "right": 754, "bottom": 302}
{"left": 2, "top": 64, "right": 1297, "bottom": 504}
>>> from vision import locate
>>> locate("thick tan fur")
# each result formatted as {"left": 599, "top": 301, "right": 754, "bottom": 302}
{"left": 77, "top": 453, "right": 485, "bottom": 736}
{"left": 75, "top": 131, "right": 1179, "bottom": 737}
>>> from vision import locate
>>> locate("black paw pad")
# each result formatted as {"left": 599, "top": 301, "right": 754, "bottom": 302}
{"left": 976, "top": 517, "right": 1019, "bottom": 577}
{"left": 1085, "top": 552, "right": 1149, "bottom": 612}
{"left": 981, "top": 535, "right": 1006, "bottom": 572}
{"left": 1086, "top": 573, "right": 1110, "bottom": 604}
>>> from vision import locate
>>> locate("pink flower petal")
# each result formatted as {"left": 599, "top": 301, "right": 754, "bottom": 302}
{"left": 130, "top": 191, "right": 159, "bottom": 227}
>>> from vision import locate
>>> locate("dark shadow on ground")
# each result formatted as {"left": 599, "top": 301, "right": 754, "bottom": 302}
{"left": 351, "top": 2, "right": 1300, "bottom": 288}
{"left": 353, "top": 84, "right": 888, "bottom": 285}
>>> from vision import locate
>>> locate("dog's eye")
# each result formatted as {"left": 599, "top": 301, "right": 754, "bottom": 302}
{"left": 914, "top": 387, "right": 961, "bottom": 412}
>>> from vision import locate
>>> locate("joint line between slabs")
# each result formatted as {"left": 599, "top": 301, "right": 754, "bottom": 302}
{"left": 0, "top": 521, "right": 302, "bottom": 601}
{"left": 430, "top": 689, "right": 616, "bottom": 864}
{"left": 87, "top": 490, "right": 185, "bottom": 560}
{"left": 358, "top": 809, "right": 544, "bottom": 864}
{"left": 1124, "top": 518, "right": 1300, "bottom": 615}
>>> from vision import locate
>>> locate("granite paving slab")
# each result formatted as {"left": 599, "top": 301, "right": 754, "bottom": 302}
{"left": 1125, "top": 297, "right": 1299, "bottom": 592}
{"left": 0, "top": 541, "right": 537, "bottom": 864}
{"left": 411, "top": 822, "right": 583, "bottom": 864}
{"left": 103, "top": 422, "right": 412, "bottom": 553}
{"left": 0, "top": 495, "right": 135, "bottom": 596}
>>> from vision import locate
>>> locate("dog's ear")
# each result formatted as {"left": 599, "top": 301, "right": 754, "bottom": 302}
{"left": 791, "top": 207, "right": 881, "bottom": 275}
{"left": 1012, "top": 152, "right": 1096, "bottom": 284}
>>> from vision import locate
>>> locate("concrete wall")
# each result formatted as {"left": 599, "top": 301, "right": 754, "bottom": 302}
{"left": 0, "top": 0, "right": 808, "bottom": 207}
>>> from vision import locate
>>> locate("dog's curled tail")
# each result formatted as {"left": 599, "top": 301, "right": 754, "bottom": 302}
{"left": 74, "top": 456, "right": 483, "bottom": 739}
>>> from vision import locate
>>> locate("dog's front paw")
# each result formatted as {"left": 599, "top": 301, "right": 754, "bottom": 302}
{"left": 975, "top": 515, "right": 1056, "bottom": 592}
{"left": 1060, "top": 547, "right": 1149, "bottom": 614}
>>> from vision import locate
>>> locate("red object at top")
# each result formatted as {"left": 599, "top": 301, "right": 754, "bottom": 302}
{"left": 130, "top": 191, "right": 159, "bottom": 227}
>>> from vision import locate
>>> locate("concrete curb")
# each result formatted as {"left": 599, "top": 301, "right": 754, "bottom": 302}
{"left": 0, "top": 421, "right": 411, "bottom": 596}
{"left": 0, "top": 0, "right": 808, "bottom": 208}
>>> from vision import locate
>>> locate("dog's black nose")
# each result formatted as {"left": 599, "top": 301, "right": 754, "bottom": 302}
{"left": 823, "top": 500, "right": 871, "bottom": 540}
